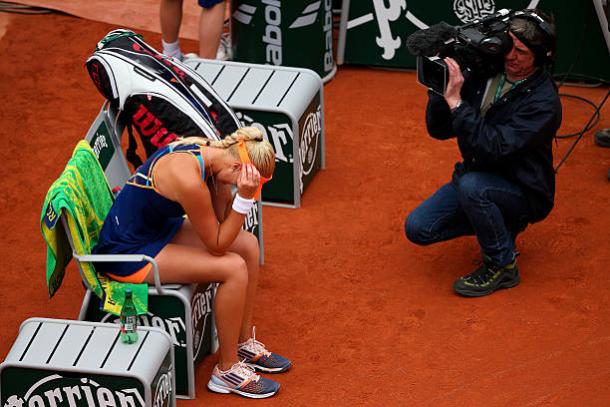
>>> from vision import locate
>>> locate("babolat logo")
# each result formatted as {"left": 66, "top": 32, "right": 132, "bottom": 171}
{"left": 232, "top": 3, "right": 256, "bottom": 24}
{"left": 101, "top": 313, "right": 187, "bottom": 348}
{"left": 299, "top": 106, "right": 321, "bottom": 192}
{"left": 236, "top": 112, "right": 294, "bottom": 165}
{"left": 289, "top": 1, "right": 333, "bottom": 71}
{"left": 322, "top": 0, "right": 333, "bottom": 72}
{"left": 289, "top": 1, "right": 321, "bottom": 28}
{"left": 262, "top": 0, "right": 282, "bottom": 65}
{"left": 3, "top": 375, "right": 144, "bottom": 407}
{"left": 152, "top": 372, "right": 172, "bottom": 407}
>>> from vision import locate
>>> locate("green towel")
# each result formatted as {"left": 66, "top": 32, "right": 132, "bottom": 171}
{"left": 41, "top": 140, "right": 148, "bottom": 315}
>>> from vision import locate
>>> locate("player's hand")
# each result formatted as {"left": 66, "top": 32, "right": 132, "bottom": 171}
{"left": 236, "top": 163, "right": 260, "bottom": 199}
{"left": 443, "top": 57, "right": 464, "bottom": 111}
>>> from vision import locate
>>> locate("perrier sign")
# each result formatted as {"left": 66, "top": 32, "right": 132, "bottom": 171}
{"left": 231, "top": 0, "right": 336, "bottom": 82}
{"left": 235, "top": 93, "right": 322, "bottom": 207}
{"left": 1, "top": 368, "right": 146, "bottom": 407}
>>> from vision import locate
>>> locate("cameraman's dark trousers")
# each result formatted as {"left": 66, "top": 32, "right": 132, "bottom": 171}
{"left": 404, "top": 170, "right": 530, "bottom": 268}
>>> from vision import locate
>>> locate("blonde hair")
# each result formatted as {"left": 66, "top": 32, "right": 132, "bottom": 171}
{"left": 172, "top": 127, "right": 276, "bottom": 178}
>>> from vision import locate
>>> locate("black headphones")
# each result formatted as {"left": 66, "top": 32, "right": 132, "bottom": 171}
{"left": 509, "top": 9, "right": 556, "bottom": 65}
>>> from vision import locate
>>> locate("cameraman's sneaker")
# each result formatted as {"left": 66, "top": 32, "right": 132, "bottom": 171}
{"left": 238, "top": 327, "right": 292, "bottom": 373}
{"left": 207, "top": 361, "right": 280, "bottom": 399}
{"left": 453, "top": 258, "right": 520, "bottom": 297}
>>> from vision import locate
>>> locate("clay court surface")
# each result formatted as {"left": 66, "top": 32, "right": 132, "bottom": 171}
{"left": 1, "top": 6, "right": 610, "bottom": 407}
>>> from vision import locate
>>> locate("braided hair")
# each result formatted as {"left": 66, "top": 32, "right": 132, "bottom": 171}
{"left": 172, "top": 127, "right": 276, "bottom": 178}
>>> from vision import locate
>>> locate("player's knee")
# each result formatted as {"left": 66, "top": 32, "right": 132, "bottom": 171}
{"left": 242, "top": 231, "right": 260, "bottom": 265}
{"left": 226, "top": 253, "right": 249, "bottom": 286}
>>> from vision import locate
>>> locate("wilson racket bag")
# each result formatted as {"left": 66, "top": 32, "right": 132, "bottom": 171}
{"left": 85, "top": 29, "right": 241, "bottom": 167}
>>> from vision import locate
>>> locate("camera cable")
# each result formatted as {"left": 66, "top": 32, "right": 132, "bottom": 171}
{"left": 554, "top": 87, "right": 610, "bottom": 173}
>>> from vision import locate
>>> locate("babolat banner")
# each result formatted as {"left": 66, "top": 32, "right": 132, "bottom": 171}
{"left": 231, "top": 0, "right": 337, "bottom": 82}
{"left": 337, "top": 0, "right": 610, "bottom": 81}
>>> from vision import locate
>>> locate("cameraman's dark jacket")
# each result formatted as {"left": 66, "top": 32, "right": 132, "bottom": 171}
{"left": 426, "top": 69, "right": 562, "bottom": 222}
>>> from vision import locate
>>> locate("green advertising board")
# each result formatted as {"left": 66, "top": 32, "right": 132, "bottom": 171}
{"left": 231, "top": 0, "right": 337, "bottom": 82}
{"left": 338, "top": 0, "right": 610, "bottom": 81}
{"left": 235, "top": 94, "right": 323, "bottom": 207}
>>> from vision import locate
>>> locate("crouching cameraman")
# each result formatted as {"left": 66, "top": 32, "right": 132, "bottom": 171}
{"left": 404, "top": 10, "right": 562, "bottom": 297}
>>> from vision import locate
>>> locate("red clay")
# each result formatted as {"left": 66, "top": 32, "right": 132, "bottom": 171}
{"left": 1, "top": 11, "right": 610, "bottom": 407}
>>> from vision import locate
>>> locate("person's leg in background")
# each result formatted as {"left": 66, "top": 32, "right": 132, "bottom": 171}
{"left": 160, "top": 0, "right": 184, "bottom": 59}
{"left": 198, "top": 0, "right": 226, "bottom": 59}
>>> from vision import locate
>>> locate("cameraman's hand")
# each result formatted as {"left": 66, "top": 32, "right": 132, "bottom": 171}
{"left": 443, "top": 57, "right": 464, "bottom": 111}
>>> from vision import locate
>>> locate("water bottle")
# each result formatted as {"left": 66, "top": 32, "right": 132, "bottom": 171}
{"left": 120, "top": 289, "right": 139, "bottom": 344}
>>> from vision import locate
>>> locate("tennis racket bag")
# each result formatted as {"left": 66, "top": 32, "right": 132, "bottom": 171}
{"left": 85, "top": 29, "right": 240, "bottom": 167}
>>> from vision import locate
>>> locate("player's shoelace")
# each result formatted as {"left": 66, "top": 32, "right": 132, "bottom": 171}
{"left": 238, "top": 326, "right": 271, "bottom": 358}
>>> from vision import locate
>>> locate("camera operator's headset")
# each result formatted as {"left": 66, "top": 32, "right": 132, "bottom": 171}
{"left": 509, "top": 10, "right": 556, "bottom": 67}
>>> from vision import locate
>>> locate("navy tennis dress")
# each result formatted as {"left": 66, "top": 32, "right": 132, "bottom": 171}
{"left": 93, "top": 143, "right": 205, "bottom": 276}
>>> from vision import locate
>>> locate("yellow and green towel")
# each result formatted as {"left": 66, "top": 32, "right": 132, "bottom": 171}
{"left": 41, "top": 140, "right": 147, "bottom": 315}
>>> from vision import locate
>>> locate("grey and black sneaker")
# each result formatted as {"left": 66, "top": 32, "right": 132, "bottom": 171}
{"left": 238, "top": 327, "right": 292, "bottom": 373}
{"left": 453, "top": 258, "right": 520, "bottom": 297}
{"left": 207, "top": 361, "right": 280, "bottom": 398}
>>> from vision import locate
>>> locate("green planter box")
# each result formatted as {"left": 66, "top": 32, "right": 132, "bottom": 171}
{"left": 0, "top": 318, "right": 175, "bottom": 407}
{"left": 184, "top": 59, "right": 325, "bottom": 208}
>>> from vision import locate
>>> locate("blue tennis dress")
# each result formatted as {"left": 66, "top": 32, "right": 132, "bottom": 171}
{"left": 93, "top": 143, "right": 205, "bottom": 276}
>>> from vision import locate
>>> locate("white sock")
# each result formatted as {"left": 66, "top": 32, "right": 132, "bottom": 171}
{"left": 162, "top": 39, "right": 182, "bottom": 59}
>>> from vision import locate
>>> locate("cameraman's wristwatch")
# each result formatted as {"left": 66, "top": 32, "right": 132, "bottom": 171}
{"left": 451, "top": 100, "right": 463, "bottom": 112}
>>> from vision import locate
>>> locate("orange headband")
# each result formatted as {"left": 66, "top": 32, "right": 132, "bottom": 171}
{"left": 237, "top": 140, "right": 272, "bottom": 199}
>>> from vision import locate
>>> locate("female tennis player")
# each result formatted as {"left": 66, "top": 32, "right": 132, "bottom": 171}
{"left": 93, "top": 126, "right": 291, "bottom": 399}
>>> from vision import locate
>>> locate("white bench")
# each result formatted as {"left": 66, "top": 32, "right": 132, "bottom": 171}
{"left": 0, "top": 318, "right": 176, "bottom": 407}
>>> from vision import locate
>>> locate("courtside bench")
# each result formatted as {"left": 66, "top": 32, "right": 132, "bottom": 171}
{"left": 0, "top": 318, "right": 176, "bottom": 407}
{"left": 183, "top": 58, "right": 326, "bottom": 208}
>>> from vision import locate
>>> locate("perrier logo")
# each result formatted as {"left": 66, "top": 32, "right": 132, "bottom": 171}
{"left": 3, "top": 375, "right": 144, "bottom": 407}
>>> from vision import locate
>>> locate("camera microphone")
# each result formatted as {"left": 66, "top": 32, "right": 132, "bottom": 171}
{"left": 406, "top": 22, "right": 458, "bottom": 57}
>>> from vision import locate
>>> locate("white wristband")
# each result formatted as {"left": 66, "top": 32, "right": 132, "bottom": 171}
{"left": 232, "top": 193, "right": 255, "bottom": 215}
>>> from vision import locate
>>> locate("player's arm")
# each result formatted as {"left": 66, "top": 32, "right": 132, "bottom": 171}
{"left": 157, "top": 156, "right": 255, "bottom": 255}
{"left": 209, "top": 181, "right": 234, "bottom": 222}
